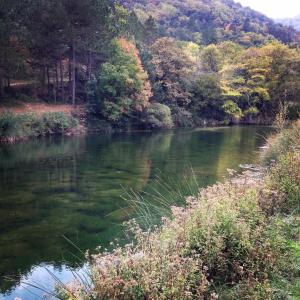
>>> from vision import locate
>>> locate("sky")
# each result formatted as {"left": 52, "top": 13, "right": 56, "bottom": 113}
{"left": 234, "top": 0, "right": 300, "bottom": 19}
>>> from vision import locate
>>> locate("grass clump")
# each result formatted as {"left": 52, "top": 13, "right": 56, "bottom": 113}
{"left": 265, "top": 151, "right": 300, "bottom": 214}
{"left": 0, "top": 111, "right": 80, "bottom": 142}
{"left": 261, "top": 122, "right": 300, "bottom": 164}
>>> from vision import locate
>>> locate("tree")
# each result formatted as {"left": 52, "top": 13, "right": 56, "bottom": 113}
{"left": 201, "top": 45, "right": 223, "bottom": 73}
{"left": 192, "top": 73, "right": 223, "bottom": 119}
{"left": 22, "top": 0, "right": 117, "bottom": 104}
{"left": 144, "top": 15, "right": 158, "bottom": 45}
{"left": 92, "top": 38, "right": 151, "bottom": 125}
{"left": 0, "top": 0, "right": 28, "bottom": 98}
{"left": 150, "top": 38, "right": 193, "bottom": 107}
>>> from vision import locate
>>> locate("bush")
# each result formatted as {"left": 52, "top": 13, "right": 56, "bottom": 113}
{"left": 60, "top": 180, "right": 291, "bottom": 299}
{"left": 266, "top": 151, "right": 300, "bottom": 214}
{"left": 172, "top": 107, "right": 194, "bottom": 128}
{"left": 87, "top": 116, "right": 113, "bottom": 133}
{"left": 0, "top": 112, "right": 21, "bottom": 139}
{"left": 40, "top": 112, "right": 79, "bottom": 135}
{"left": 222, "top": 100, "right": 243, "bottom": 121}
{"left": 143, "top": 103, "right": 174, "bottom": 129}
{"left": 0, "top": 112, "right": 79, "bottom": 142}
{"left": 261, "top": 123, "right": 300, "bottom": 164}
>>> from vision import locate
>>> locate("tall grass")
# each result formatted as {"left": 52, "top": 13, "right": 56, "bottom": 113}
{"left": 261, "top": 121, "right": 300, "bottom": 165}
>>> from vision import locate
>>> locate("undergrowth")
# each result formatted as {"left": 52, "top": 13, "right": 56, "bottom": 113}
{"left": 0, "top": 111, "right": 80, "bottom": 142}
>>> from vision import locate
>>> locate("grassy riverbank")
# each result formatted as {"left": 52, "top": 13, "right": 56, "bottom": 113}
{"left": 57, "top": 123, "right": 299, "bottom": 299}
{"left": 0, "top": 111, "right": 84, "bottom": 143}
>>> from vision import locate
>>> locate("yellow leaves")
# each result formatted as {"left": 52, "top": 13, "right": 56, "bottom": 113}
{"left": 180, "top": 41, "right": 200, "bottom": 64}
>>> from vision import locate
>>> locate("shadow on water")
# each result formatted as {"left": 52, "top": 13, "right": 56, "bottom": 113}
{"left": 0, "top": 126, "right": 272, "bottom": 298}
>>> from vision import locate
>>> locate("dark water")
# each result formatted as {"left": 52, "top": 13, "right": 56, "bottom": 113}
{"left": 0, "top": 127, "right": 271, "bottom": 299}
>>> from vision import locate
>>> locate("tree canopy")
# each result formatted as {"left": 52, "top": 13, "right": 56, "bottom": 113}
{"left": 0, "top": 0, "right": 299, "bottom": 129}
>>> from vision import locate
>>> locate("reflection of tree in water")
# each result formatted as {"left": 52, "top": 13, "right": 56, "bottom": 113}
{"left": 0, "top": 133, "right": 154, "bottom": 294}
{"left": 0, "top": 127, "right": 271, "bottom": 294}
{"left": 115, "top": 127, "right": 272, "bottom": 230}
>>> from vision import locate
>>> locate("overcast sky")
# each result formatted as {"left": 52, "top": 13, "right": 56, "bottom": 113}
{"left": 234, "top": 0, "right": 300, "bottom": 19}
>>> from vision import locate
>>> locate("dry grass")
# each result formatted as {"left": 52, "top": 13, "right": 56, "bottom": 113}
{"left": 0, "top": 102, "right": 85, "bottom": 116}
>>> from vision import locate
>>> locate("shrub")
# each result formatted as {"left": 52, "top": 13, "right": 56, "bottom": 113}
{"left": 172, "top": 107, "right": 194, "bottom": 128}
{"left": 222, "top": 100, "right": 243, "bottom": 121}
{"left": 0, "top": 112, "right": 79, "bottom": 142}
{"left": 261, "top": 123, "right": 300, "bottom": 164}
{"left": 0, "top": 112, "right": 21, "bottom": 139}
{"left": 143, "top": 103, "right": 174, "bottom": 129}
{"left": 59, "top": 179, "right": 291, "bottom": 299}
{"left": 40, "top": 112, "right": 79, "bottom": 135}
{"left": 266, "top": 151, "right": 300, "bottom": 214}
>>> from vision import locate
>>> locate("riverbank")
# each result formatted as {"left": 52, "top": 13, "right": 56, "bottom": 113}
{"left": 0, "top": 100, "right": 279, "bottom": 143}
{"left": 58, "top": 122, "right": 300, "bottom": 299}
{"left": 0, "top": 110, "right": 86, "bottom": 143}
{"left": 0, "top": 109, "right": 274, "bottom": 144}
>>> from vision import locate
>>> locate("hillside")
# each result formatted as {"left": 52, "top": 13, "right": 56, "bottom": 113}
{"left": 122, "top": 0, "right": 300, "bottom": 45}
{"left": 277, "top": 15, "right": 300, "bottom": 31}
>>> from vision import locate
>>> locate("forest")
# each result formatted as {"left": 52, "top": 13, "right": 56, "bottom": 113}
{"left": 0, "top": 0, "right": 300, "bottom": 136}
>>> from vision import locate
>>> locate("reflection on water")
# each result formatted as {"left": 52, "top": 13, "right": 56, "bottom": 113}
{"left": 0, "top": 127, "right": 271, "bottom": 299}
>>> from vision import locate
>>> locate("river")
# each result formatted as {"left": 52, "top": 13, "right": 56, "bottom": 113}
{"left": 0, "top": 126, "right": 272, "bottom": 299}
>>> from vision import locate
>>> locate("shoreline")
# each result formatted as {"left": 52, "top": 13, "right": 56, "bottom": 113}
{"left": 58, "top": 123, "right": 299, "bottom": 299}
{"left": 0, "top": 116, "right": 275, "bottom": 145}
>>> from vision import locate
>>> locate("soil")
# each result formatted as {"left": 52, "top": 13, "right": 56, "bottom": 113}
{"left": 0, "top": 102, "right": 85, "bottom": 116}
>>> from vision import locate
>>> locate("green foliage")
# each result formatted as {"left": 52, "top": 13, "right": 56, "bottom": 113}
{"left": 1, "top": 0, "right": 300, "bottom": 129}
{"left": 91, "top": 39, "right": 151, "bottom": 126}
{"left": 0, "top": 111, "right": 79, "bottom": 142}
{"left": 260, "top": 123, "right": 300, "bottom": 215}
{"left": 267, "top": 151, "right": 300, "bottom": 214}
{"left": 172, "top": 107, "right": 194, "bottom": 128}
{"left": 143, "top": 103, "right": 174, "bottom": 129}
{"left": 191, "top": 73, "right": 223, "bottom": 120}
{"left": 222, "top": 100, "right": 243, "bottom": 120}
{"left": 261, "top": 122, "right": 300, "bottom": 164}
{"left": 0, "top": 112, "right": 22, "bottom": 139}
{"left": 122, "top": 0, "right": 299, "bottom": 45}
{"left": 39, "top": 112, "right": 79, "bottom": 135}
{"left": 201, "top": 45, "right": 223, "bottom": 73}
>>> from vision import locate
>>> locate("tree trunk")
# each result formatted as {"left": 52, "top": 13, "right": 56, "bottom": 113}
{"left": 71, "top": 42, "right": 76, "bottom": 106}
{"left": 47, "top": 65, "right": 50, "bottom": 95}
{"left": 68, "top": 57, "right": 72, "bottom": 101}
{"left": 42, "top": 61, "right": 47, "bottom": 87}
{"left": 60, "top": 57, "right": 64, "bottom": 101}
{"left": 88, "top": 50, "right": 92, "bottom": 81}
{"left": 0, "top": 70, "right": 4, "bottom": 100}
{"left": 55, "top": 62, "right": 59, "bottom": 102}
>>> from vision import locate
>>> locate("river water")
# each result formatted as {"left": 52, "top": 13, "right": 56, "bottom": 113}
{"left": 0, "top": 126, "right": 272, "bottom": 299}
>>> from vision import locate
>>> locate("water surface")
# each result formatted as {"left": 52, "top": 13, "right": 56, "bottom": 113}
{"left": 0, "top": 127, "right": 271, "bottom": 299}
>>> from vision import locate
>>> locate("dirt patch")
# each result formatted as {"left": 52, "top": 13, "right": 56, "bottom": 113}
{"left": 0, "top": 102, "right": 85, "bottom": 116}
